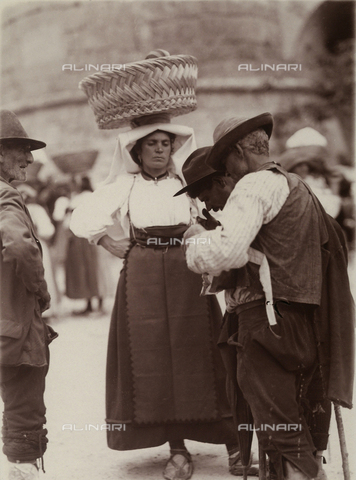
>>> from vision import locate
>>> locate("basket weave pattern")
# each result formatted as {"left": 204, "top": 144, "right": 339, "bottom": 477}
{"left": 79, "top": 55, "right": 198, "bottom": 129}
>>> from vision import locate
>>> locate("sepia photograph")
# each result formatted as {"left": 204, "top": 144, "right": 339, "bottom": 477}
{"left": 0, "top": 0, "right": 355, "bottom": 479}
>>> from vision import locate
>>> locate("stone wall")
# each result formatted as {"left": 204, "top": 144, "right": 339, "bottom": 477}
{"left": 2, "top": 0, "right": 352, "bottom": 183}
{"left": 1, "top": 0, "right": 315, "bottom": 104}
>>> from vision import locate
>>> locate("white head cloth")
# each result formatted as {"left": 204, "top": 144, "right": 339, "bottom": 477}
{"left": 70, "top": 123, "right": 197, "bottom": 242}
{"left": 102, "top": 123, "right": 197, "bottom": 185}
{"left": 286, "top": 127, "right": 328, "bottom": 149}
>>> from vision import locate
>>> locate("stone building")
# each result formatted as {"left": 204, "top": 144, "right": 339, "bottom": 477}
{"left": 1, "top": 0, "right": 354, "bottom": 182}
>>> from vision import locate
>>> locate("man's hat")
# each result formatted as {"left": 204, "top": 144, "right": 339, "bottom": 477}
{"left": 0, "top": 110, "right": 46, "bottom": 151}
{"left": 174, "top": 146, "right": 218, "bottom": 196}
{"left": 207, "top": 112, "right": 273, "bottom": 169}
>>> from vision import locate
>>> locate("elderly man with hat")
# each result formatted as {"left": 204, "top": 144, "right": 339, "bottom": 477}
{"left": 0, "top": 110, "right": 57, "bottom": 480}
{"left": 175, "top": 113, "right": 354, "bottom": 480}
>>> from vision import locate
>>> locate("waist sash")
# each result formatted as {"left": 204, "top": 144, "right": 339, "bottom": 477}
{"left": 131, "top": 224, "right": 187, "bottom": 248}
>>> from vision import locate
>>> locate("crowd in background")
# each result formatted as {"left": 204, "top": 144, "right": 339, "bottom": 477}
{"left": 13, "top": 174, "right": 122, "bottom": 321}
{"left": 274, "top": 126, "right": 355, "bottom": 254}
{"left": 9, "top": 122, "right": 356, "bottom": 326}
{"left": 1, "top": 102, "right": 355, "bottom": 480}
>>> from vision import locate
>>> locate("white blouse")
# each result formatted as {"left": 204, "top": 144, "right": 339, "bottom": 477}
{"left": 70, "top": 173, "right": 197, "bottom": 243}
{"left": 128, "top": 174, "right": 191, "bottom": 228}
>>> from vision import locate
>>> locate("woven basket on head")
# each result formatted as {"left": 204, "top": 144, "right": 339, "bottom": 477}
{"left": 52, "top": 150, "right": 99, "bottom": 174}
{"left": 79, "top": 52, "right": 198, "bottom": 129}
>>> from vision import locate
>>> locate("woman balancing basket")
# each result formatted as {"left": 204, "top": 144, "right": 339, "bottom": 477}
{"left": 71, "top": 50, "right": 248, "bottom": 480}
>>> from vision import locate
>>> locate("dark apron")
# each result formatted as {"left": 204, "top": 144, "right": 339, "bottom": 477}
{"left": 125, "top": 225, "right": 219, "bottom": 424}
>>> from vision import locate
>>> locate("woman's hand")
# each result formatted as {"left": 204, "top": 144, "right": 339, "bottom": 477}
{"left": 98, "top": 235, "right": 132, "bottom": 258}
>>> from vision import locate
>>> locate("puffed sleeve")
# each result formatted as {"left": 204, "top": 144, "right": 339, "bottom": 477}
{"left": 70, "top": 175, "right": 135, "bottom": 243}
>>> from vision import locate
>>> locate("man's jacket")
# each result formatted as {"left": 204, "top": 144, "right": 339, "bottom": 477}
{"left": 0, "top": 177, "right": 56, "bottom": 367}
{"left": 305, "top": 180, "right": 355, "bottom": 409}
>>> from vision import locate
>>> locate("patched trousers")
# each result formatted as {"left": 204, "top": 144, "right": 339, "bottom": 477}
{"left": 225, "top": 301, "right": 320, "bottom": 479}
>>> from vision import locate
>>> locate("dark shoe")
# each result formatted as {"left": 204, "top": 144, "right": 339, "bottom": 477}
{"left": 163, "top": 451, "right": 193, "bottom": 480}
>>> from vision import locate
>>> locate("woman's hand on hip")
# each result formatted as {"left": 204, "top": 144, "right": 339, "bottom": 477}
{"left": 98, "top": 235, "right": 131, "bottom": 258}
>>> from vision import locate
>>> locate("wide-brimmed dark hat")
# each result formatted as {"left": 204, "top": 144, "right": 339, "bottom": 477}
{"left": 0, "top": 110, "right": 46, "bottom": 151}
{"left": 207, "top": 112, "right": 273, "bottom": 169}
{"left": 174, "top": 146, "right": 217, "bottom": 196}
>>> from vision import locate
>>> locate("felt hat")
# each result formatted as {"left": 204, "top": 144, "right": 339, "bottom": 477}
{"left": 0, "top": 110, "right": 46, "bottom": 150}
{"left": 174, "top": 146, "right": 218, "bottom": 196}
{"left": 207, "top": 113, "right": 273, "bottom": 169}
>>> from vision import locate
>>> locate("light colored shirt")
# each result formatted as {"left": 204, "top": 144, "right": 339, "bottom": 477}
{"left": 128, "top": 174, "right": 191, "bottom": 228}
{"left": 70, "top": 173, "right": 198, "bottom": 244}
{"left": 186, "top": 169, "right": 290, "bottom": 277}
{"left": 304, "top": 175, "right": 341, "bottom": 218}
{"left": 52, "top": 196, "right": 70, "bottom": 222}
{"left": 27, "top": 203, "right": 55, "bottom": 241}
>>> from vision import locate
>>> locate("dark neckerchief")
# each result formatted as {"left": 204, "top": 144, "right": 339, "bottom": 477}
{"left": 141, "top": 169, "right": 169, "bottom": 184}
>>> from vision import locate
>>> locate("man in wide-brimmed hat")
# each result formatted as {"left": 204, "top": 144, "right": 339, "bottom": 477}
{"left": 0, "top": 110, "right": 57, "bottom": 480}
{"left": 174, "top": 146, "right": 236, "bottom": 212}
{"left": 206, "top": 112, "right": 273, "bottom": 178}
{"left": 176, "top": 113, "right": 354, "bottom": 480}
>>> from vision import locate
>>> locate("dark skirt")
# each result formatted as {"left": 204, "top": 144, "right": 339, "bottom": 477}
{"left": 106, "top": 243, "right": 237, "bottom": 450}
{"left": 65, "top": 233, "right": 99, "bottom": 299}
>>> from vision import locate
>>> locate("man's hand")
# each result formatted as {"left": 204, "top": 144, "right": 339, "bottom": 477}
{"left": 98, "top": 235, "right": 132, "bottom": 258}
{"left": 39, "top": 291, "right": 51, "bottom": 313}
{"left": 196, "top": 209, "right": 221, "bottom": 230}
{"left": 184, "top": 223, "right": 206, "bottom": 240}
{"left": 36, "top": 280, "right": 51, "bottom": 313}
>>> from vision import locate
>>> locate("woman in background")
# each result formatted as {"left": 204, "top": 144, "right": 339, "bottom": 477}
{"left": 65, "top": 176, "right": 102, "bottom": 315}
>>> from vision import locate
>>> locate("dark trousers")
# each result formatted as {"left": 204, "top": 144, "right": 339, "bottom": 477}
{"left": 305, "top": 366, "right": 332, "bottom": 452}
{"left": 225, "top": 302, "right": 320, "bottom": 479}
{"left": 0, "top": 363, "right": 49, "bottom": 463}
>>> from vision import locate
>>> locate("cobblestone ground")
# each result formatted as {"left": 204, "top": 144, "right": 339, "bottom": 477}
{"left": 1, "top": 264, "right": 355, "bottom": 479}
